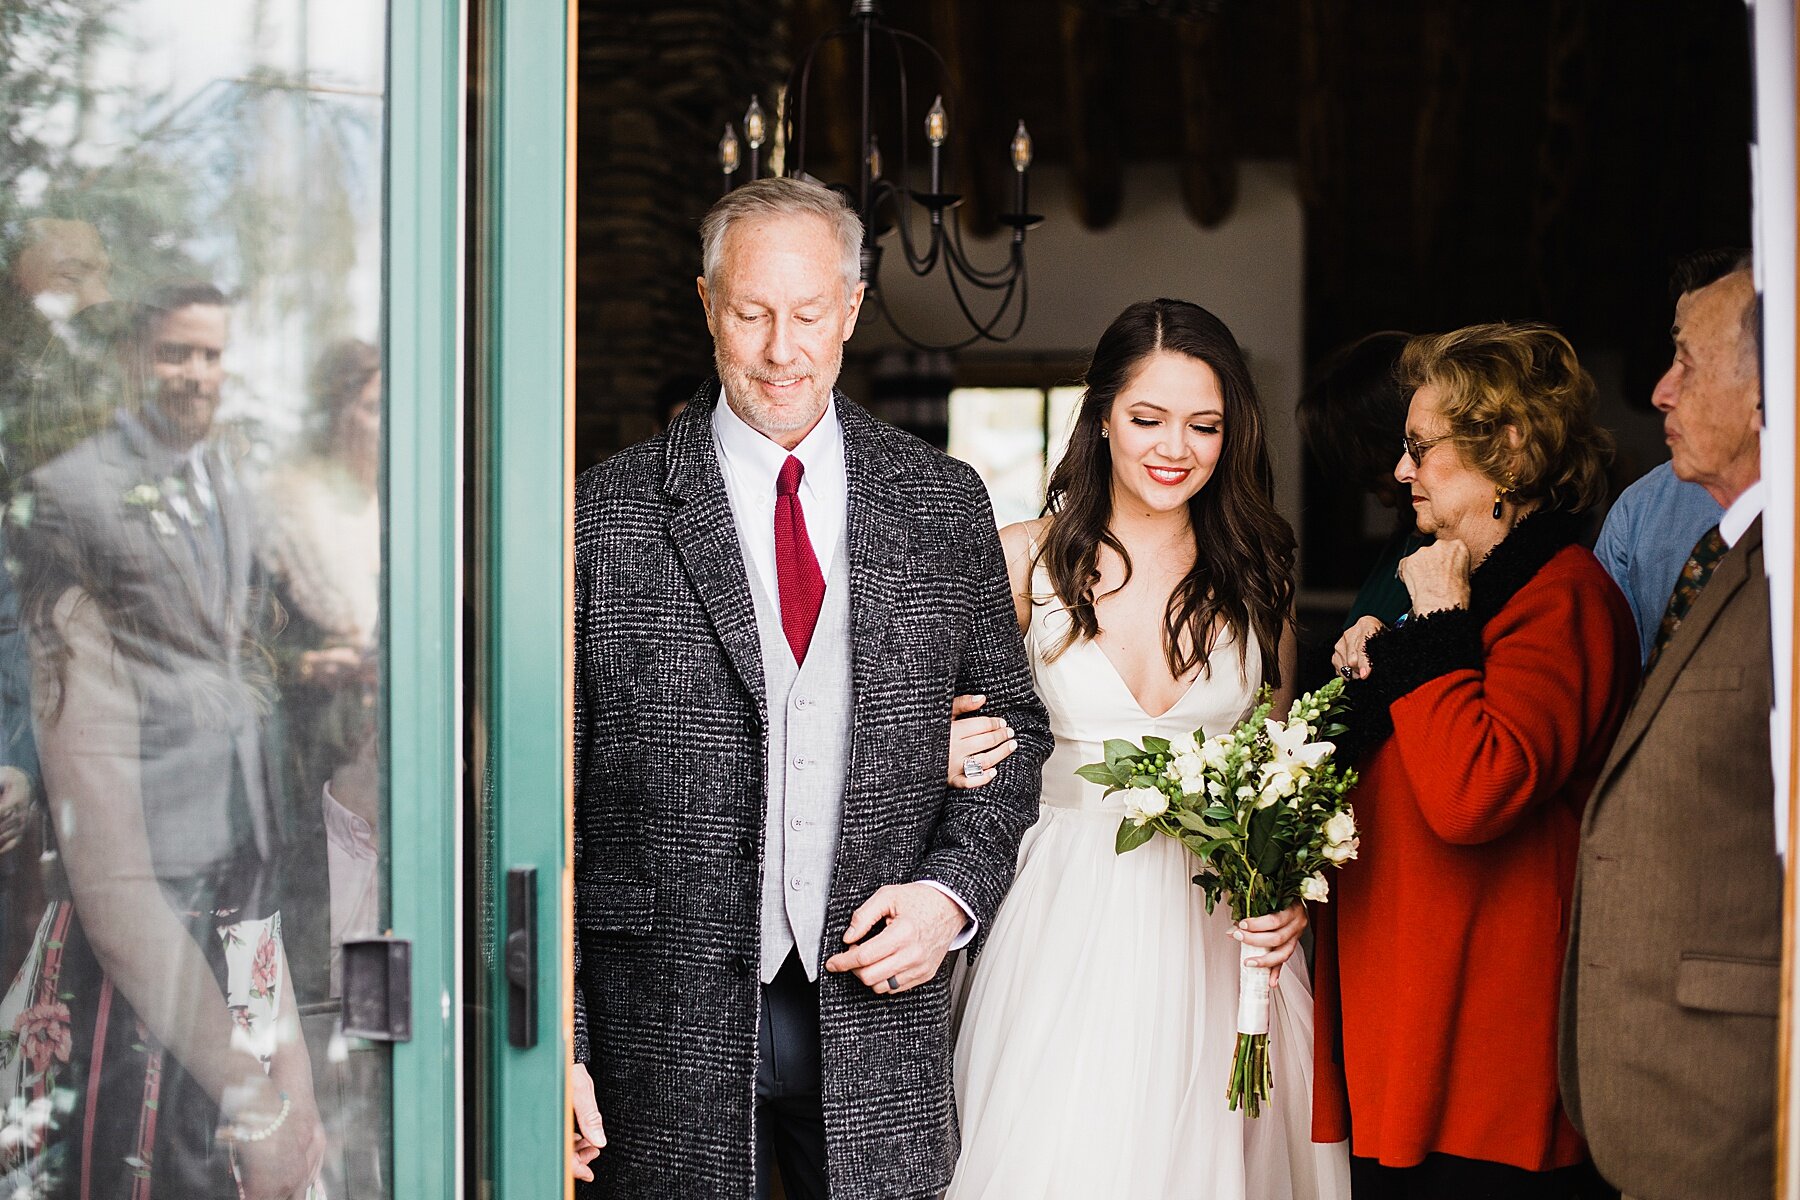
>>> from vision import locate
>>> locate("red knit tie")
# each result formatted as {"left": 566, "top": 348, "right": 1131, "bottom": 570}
{"left": 774, "top": 455, "right": 825, "bottom": 664}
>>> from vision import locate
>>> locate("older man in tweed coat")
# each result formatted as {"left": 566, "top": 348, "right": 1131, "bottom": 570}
{"left": 569, "top": 178, "right": 1051, "bottom": 1199}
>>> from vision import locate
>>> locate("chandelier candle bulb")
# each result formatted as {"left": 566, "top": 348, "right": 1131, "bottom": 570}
{"left": 926, "top": 94, "right": 947, "bottom": 192}
{"left": 868, "top": 134, "right": 882, "bottom": 183}
{"left": 719, "top": 122, "right": 741, "bottom": 193}
{"left": 1010, "top": 119, "right": 1033, "bottom": 214}
{"left": 744, "top": 96, "right": 766, "bottom": 180}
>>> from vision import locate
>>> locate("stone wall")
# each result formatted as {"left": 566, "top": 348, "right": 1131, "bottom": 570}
{"left": 576, "top": 1, "right": 788, "bottom": 469}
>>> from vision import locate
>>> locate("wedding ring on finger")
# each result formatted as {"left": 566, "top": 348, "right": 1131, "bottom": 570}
{"left": 962, "top": 758, "right": 985, "bottom": 780}
{"left": 886, "top": 976, "right": 901, "bottom": 993}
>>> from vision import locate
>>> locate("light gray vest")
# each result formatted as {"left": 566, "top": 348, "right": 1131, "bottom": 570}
{"left": 747, "top": 537, "right": 854, "bottom": 983}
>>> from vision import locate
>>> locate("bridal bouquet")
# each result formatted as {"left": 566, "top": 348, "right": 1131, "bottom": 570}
{"left": 1077, "top": 677, "right": 1360, "bottom": 1117}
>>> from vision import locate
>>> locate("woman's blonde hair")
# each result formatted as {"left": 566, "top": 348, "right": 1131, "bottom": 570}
{"left": 1398, "top": 322, "right": 1612, "bottom": 514}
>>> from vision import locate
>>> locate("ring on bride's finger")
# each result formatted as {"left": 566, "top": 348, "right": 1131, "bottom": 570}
{"left": 962, "top": 758, "right": 984, "bottom": 779}
{"left": 886, "top": 976, "right": 901, "bottom": 993}
{"left": 1339, "top": 664, "right": 1355, "bottom": 681}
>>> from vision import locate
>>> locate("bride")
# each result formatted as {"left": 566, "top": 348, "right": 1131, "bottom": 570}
{"left": 945, "top": 299, "right": 1351, "bottom": 1199}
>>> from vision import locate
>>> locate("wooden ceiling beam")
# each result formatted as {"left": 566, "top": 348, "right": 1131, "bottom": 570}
{"left": 1177, "top": 12, "right": 1237, "bottom": 228}
{"left": 1060, "top": 1, "right": 1124, "bottom": 230}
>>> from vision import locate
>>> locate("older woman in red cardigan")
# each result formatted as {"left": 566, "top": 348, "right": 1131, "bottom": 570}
{"left": 1316, "top": 323, "right": 1638, "bottom": 1199}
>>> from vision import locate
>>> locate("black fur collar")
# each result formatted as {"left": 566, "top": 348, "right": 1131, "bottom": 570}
{"left": 1334, "top": 509, "right": 1586, "bottom": 761}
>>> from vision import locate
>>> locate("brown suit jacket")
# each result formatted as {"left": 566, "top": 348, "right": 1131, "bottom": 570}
{"left": 1560, "top": 516, "right": 1779, "bottom": 1199}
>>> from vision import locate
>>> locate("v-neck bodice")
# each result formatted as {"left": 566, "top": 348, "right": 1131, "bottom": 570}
{"left": 1025, "top": 558, "right": 1262, "bottom": 813}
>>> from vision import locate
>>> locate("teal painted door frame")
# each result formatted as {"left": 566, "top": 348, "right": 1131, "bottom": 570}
{"left": 386, "top": 0, "right": 466, "bottom": 1193}
{"left": 386, "top": 0, "right": 571, "bottom": 1194}
{"left": 476, "top": 0, "right": 573, "bottom": 1195}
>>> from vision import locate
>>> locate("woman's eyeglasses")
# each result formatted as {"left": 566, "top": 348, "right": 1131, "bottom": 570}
{"left": 1402, "top": 433, "right": 1452, "bottom": 467}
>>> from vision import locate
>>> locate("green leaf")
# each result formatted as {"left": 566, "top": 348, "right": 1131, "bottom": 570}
{"left": 1247, "top": 803, "right": 1281, "bottom": 873}
{"left": 1103, "top": 739, "right": 1141, "bottom": 772}
{"left": 1075, "top": 762, "right": 1121, "bottom": 787}
{"left": 1201, "top": 804, "right": 1233, "bottom": 821}
{"left": 1142, "top": 736, "right": 1172, "bottom": 755}
{"left": 1173, "top": 809, "right": 1221, "bottom": 833}
{"left": 1115, "top": 820, "right": 1156, "bottom": 855}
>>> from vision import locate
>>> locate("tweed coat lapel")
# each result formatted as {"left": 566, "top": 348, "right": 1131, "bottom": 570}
{"left": 1585, "top": 515, "right": 1760, "bottom": 827}
{"left": 662, "top": 391, "right": 768, "bottom": 721}
{"left": 839, "top": 399, "right": 905, "bottom": 701}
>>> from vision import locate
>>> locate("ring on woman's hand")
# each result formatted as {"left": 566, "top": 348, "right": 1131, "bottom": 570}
{"left": 886, "top": 976, "right": 901, "bottom": 993}
{"left": 962, "top": 758, "right": 984, "bottom": 779}
{"left": 1339, "top": 664, "right": 1356, "bottom": 681}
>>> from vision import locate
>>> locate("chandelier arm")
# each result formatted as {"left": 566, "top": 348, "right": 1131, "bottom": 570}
{"left": 942, "top": 220, "right": 1026, "bottom": 288}
{"left": 941, "top": 256, "right": 1026, "bottom": 343}
{"left": 874, "top": 178, "right": 946, "bottom": 277}
{"left": 881, "top": 21, "right": 921, "bottom": 237}
{"left": 865, "top": 284, "right": 999, "bottom": 353}
{"left": 783, "top": 23, "right": 856, "bottom": 180}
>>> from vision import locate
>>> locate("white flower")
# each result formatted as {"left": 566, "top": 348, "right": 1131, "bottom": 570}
{"left": 1265, "top": 718, "right": 1335, "bottom": 774}
{"left": 1255, "top": 783, "right": 1283, "bottom": 810}
{"left": 1258, "top": 762, "right": 1297, "bottom": 798}
{"left": 1200, "top": 734, "right": 1234, "bottom": 769}
{"left": 1168, "top": 730, "right": 1201, "bottom": 758}
{"left": 1324, "top": 811, "right": 1357, "bottom": 846}
{"left": 1235, "top": 785, "right": 1255, "bottom": 800}
{"left": 1322, "top": 838, "right": 1360, "bottom": 865}
{"left": 1120, "top": 786, "right": 1169, "bottom": 825}
{"left": 1300, "top": 873, "right": 1330, "bottom": 903}
{"left": 123, "top": 483, "right": 161, "bottom": 507}
{"left": 1171, "top": 752, "right": 1208, "bottom": 794}
{"left": 1206, "top": 780, "right": 1225, "bottom": 799}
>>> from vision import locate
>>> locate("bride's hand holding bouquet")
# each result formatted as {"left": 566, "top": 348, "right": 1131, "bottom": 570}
{"left": 1078, "top": 676, "right": 1360, "bottom": 1117}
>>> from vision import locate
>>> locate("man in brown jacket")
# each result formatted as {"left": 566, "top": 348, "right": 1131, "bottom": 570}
{"left": 1560, "top": 254, "right": 1777, "bottom": 1199}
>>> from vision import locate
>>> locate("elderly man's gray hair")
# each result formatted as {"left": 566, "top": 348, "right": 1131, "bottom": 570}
{"left": 700, "top": 176, "right": 864, "bottom": 299}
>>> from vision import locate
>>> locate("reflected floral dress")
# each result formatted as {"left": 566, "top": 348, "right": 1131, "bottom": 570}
{"left": 0, "top": 857, "right": 296, "bottom": 1198}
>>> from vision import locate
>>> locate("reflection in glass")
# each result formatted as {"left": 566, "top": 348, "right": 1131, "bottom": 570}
{"left": 0, "top": 1, "right": 388, "bottom": 1195}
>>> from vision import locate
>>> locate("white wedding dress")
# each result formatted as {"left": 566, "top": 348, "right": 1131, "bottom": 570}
{"left": 947, "top": 566, "right": 1351, "bottom": 1199}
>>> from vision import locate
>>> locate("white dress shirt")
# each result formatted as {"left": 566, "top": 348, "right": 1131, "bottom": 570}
{"left": 710, "top": 391, "right": 976, "bottom": 948}
{"left": 1721, "top": 478, "right": 1766, "bottom": 548}
{"left": 712, "top": 393, "right": 845, "bottom": 603}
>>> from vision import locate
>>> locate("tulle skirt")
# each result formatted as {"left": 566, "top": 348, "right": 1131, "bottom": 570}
{"left": 948, "top": 804, "right": 1350, "bottom": 1200}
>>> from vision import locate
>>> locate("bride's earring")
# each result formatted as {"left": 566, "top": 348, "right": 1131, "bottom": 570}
{"left": 1100, "top": 426, "right": 1110, "bottom": 439}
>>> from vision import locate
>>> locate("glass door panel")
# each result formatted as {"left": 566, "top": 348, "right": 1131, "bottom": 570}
{"left": 0, "top": 1, "right": 416, "bottom": 1194}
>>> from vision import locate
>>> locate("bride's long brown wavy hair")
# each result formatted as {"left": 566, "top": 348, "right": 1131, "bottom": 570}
{"left": 1040, "top": 298, "right": 1295, "bottom": 686}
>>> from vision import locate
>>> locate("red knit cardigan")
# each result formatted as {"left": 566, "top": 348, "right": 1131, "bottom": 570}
{"left": 1312, "top": 520, "right": 1639, "bottom": 1170}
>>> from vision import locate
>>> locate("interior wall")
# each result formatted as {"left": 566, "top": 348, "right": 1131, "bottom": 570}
{"left": 848, "top": 161, "right": 1306, "bottom": 571}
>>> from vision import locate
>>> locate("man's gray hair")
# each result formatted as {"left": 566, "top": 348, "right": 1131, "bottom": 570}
{"left": 700, "top": 176, "right": 864, "bottom": 298}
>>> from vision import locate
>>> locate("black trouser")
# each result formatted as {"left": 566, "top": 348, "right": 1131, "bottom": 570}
{"left": 755, "top": 950, "right": 828, "bottom": 1200}
{"left": 1351, "top": 1153, "right": 1618, "bottom": 1200}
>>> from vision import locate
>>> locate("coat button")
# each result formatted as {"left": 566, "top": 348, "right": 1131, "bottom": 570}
{"left": 732, "top": 953, "right": 753, "bottom": 976}
{"left": 737, "top": 833, "right": 755, "bottom": 859}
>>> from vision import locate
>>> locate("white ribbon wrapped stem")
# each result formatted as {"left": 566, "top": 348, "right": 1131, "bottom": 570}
{"left": 1237, "top": 938, "right": 1271, "bottom": 1035}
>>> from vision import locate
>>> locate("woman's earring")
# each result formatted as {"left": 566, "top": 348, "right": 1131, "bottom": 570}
{"left": 1492, "top": 482, "right": 1512, "bottom": 520}
{"left": 1100, "top": 426, "right": 1110, "bottom": 439}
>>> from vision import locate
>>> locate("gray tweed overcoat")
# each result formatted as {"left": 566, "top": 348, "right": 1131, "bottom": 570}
{"left": 572, "top": 386, "right": 1051, "bottom": 1199}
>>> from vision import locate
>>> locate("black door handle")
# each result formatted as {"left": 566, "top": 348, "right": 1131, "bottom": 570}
{"left": 505, "top": 866, "right": 538, "bottom": 1048}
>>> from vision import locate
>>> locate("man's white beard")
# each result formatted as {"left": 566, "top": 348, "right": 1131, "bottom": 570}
{"left": 715, "top": 342, "right": 842, "bottom": 438}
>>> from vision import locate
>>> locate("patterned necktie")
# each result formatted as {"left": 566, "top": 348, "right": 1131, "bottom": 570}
{"left": 774, "top": 455, "right": 825, "bottom": 664}
{"left": 1646, "top": 524, "right": 1728, "bottom": 672}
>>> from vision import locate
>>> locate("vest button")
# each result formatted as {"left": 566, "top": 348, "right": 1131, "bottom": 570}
{"left": 789, "top": 816, "right": 805, "bottom": 831}
{"left": 794, "top": 695, "right": 812, "bottom": 709}
{"left": 793, "top": 756, "right": 810, "bottom": 770}
{"left": 790, "top": 877, "right": 806, "bottom": 891}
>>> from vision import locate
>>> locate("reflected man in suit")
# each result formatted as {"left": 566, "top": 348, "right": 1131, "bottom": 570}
{"left": 1559, "top": 255, "right": 1774, "bottom": 1200}
{"left": 6, "top": 281, "right": 324, "bottom": 1196}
